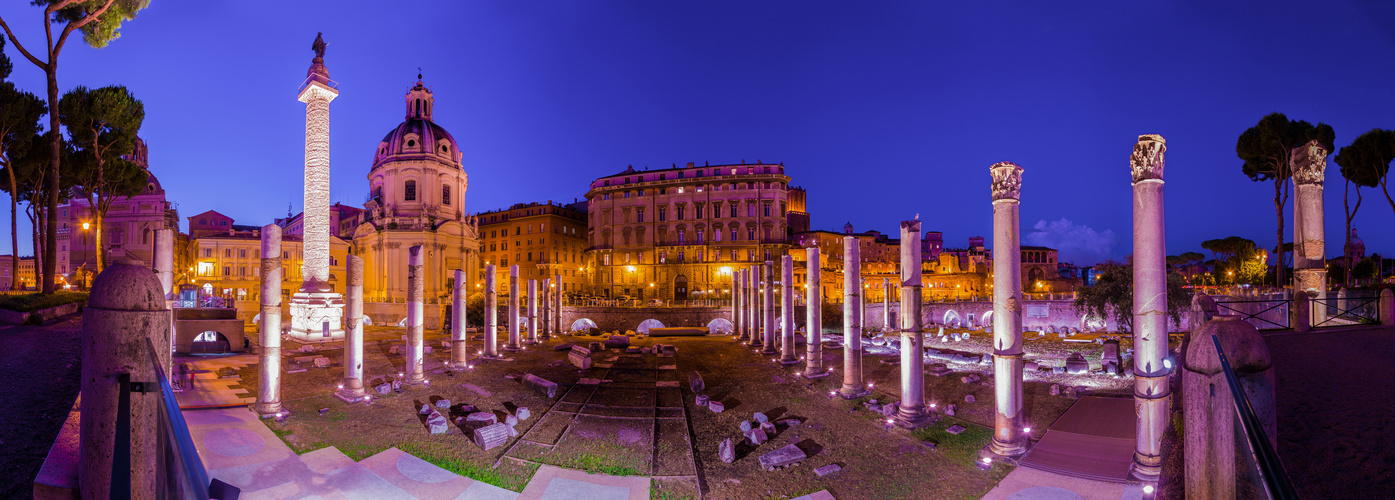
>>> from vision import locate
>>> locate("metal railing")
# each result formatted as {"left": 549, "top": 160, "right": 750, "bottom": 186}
{"left": 1212, "top": 335, "right": 1299, "bottom": 499}
{"left": 110, "top": 339, "right": 236, "bottom": 499}
{"left": 1311, "top": 295, "right": 1380, "bottom": 328}
{"left": 565, "top": 298, "right": 731, "bottom": 308}
{"left": 1214, "top": 298, "right": 1291, "bottom": 330}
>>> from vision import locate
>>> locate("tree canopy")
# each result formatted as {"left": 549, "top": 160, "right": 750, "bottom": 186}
{"left": 1334, "top": 129, "right": 1392, "bottom": 285}
{"left": 60, "top": 84, "right": 144, "bottom": 274}
{"left": 0, "top": 37, "right": 46, "bottom": 288}
{"left": 1236, "top": 112, "right": 1335, "bottom": 288}
{"left": 1072, "top": 262, "right": 1193, "bottom": 332}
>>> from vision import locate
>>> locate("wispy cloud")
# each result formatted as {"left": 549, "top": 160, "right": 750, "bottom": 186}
{"left": 1025, "top": 218, "right": 1117, "bottom": 265}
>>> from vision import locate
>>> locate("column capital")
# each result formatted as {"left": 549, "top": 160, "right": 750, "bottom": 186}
{"left": 1291, "top": 139, "right": 1328, "bottom": 186}
{"left": 990, "top": 162, "right": 1023, "bottom": 201}
{"left": 1130, "top": 134, "right": 1166, "bottom": 183}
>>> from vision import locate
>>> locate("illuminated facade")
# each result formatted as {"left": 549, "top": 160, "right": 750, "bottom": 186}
{"left": 476, "top": 201, "right": 587, "bottom": 296}
{"left": 583, "top": 162, "right": 801, "bottom": 301}
{"left": 56, "top": 138, "right": 179, "bottom": 283}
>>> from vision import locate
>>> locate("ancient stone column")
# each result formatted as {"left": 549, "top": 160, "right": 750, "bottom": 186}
{"left": 763, "top": 261, "right": 777, "bottom": 355}
{"left": 154, "top": 228, "right": 175, "bottom": 376}
{"left": 734, "top": 269, "right": 744, "bottom": 339}
{"left": 554, "top": 273, "right": 563, "bottom": 336}
{"left": 541, "top": 278, "right": 551, "bottom": 340}
{"left": 528, "top": 279, "right": 539, "bottom": 344}
{"left": 988, "top": 161, "right": 1028, "bottom": 458}
{"left": 1292, "top": 140, "right": 1329, "bottom": 327}
{"left": 895, "top": 220, "right": 930, "bottom": 428}
{"left": 883, "top": 277, "right": 891, "bottom": 332}
{"left": 747, "top": 267, "right": 758, "bottom": 345}
{"left": 450, "top": 269, "right": 468, "bottom": 368}
{"left": 781, "top": 255, "right": 798, "bottom": 364}
{"left": 1184, "top": 315, "right": 1276, "bottom": 498}
{"left": 254, "top": 224, "right": 284, "bottom": 416}
{"left": 507, "top": 265, "right": 521, "bottom": 350}
{"left": 288, "top": 36, "right": 344, "bottom": 341}
{"left": 405, "top": 245, "right": 426, "bottom": 385}
{"left": 840, "top": 236, "right": 868, "bottom": 398}
{"left": 1130, "top": 134, "right": 1170, "bottom": 481}
{"left": 79, "top": 263, "right": 172, "bottom": 499}
{"left": 1381, "top": 288, "right": 1395, "bottom": 326}
{"left": 336, "top": 255, "right": 366, "bottom": 402}
{"left": 805, "top": 247, "right": 826, "bottom": 378}
{"left": 484, "top": 264, "right": 499, "bottom": 358}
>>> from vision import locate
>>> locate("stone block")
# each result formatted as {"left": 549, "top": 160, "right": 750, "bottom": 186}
{"left": 740, "top": 420, "right": 752, "bottom": 433}
{"left": 696, "top": 395, "right": 710, "bottom": 407}
{"left": 553, "top": 343, "right": 574, "bottom": 351}
{"left": 759, "top": 444, "right": 808, "bottom": 470}
{"left": 312, "top": 357, "right": 330, "bottom": 368}
{"left": 505, "top": 415, "right": 519, "bottom": 426}
{"left": 472, "top": 422, "right": 510, "bottom": 450}
{"left": 435, "top": 399, "right": 451, "bottom": 409}
{"left": 516, "top": 407, "right": 530, "bottom": 421}
{"left": 392, "top": 380, "right": 403, "bottom": 391}
{"left": 753, "top": 412, "right": 769, "bottom": 424}
{"left": 522, "top": 373, "right": 559, "bottom": 398}
{"left": 881, "top": 403, "right": 897, "bottom": 417}
{"left": 745, "top": 427, "right": 768, "bottom": 445}
{"left": 375, "top": 383, "right": 391, "bottom": 395}
{"left": 945, "top": 404, "right": 957, "bottom": 416}
{"left": 419, "top": 404, "right": 434, "bottom": 415}
{"left": 814, "top": 464, "right": 842, "bottom": 477}
{"left": 709, "top": 401, "right": 725, "bottom": 413}
{"left": 466, "top": 412, "right": 497, "bottom": 425}
{"left": 603, "top": 335, "right": 630, "bottom": 349}
{"left": 964, "top": 394, "right": 975, "bottom": 403}
{"left": 424, "top": 346, "right": 433, "bottom": 354}
{"left": 689, "top": 371, "right": 705, "bottom": 393}
{"left": 760, "top": 421, "right": 777, "bottom": 436}
{"left": 1065, "top": 352, "right": 1089, "bottom": 374}
{"left": 568, "top": 346, "right": 593, "bottom": 369}
{"left": 946, "top": 424, "right": 966, "bottom": 435}
{"left": 1050, "top": 383, "right": 1060, "bottom": 396}
{"left": 719, "top": 438, "right": 736, "bottom": 463}
{"left": 505, "top": 423, "right": 520, "bottom": 437}
{"left": 427, "top": 412, "right": 449, "bottom": 434}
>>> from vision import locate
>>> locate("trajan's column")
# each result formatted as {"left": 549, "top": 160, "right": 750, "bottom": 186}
{"left": 1130, "top": 134, "right": 1169, "bottom": 482}
{"left": 289, "top": 32, "right": 345, "bottom": 341}
{"left": 1291, "top": 140, "right": 1328, "bottom": 325}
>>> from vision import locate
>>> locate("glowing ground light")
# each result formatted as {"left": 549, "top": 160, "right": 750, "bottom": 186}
{"left": 1023, "top": 427, "right": 1032, "bottom": 432}
{"left": 981, "top": 457, "right": 991, "bottom": 464}
{"left": 1143, "top": 485, "right": 1155, "bottom": 494}
{"left": 1163, "top": 358, "right": 1173, "bottom": 370}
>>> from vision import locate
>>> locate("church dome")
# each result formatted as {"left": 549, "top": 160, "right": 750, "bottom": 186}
{"left": 371, "top": 78, "right": 462, "bottom": 170}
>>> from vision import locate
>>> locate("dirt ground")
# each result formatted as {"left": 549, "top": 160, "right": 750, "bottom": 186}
{"left": 235, "top": 323, "right": 1150, "bottom": 499}
{"left": 0, "top": 315, "right": 85, "bottom": 500}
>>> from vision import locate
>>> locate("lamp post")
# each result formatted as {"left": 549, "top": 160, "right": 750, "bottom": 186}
{"left": 80, "top": 221, "right": 90, "bottom": 290}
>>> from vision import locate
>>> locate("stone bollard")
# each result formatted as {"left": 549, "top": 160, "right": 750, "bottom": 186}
{"left": 1188, "top": 293, "right": 1216, "bottom": 339}
{"left": 80, "top": 262, "right": 172, "bottom": 499}
{"left": 255, "top": 224, "right": 284, "bottom": 416}
{"left": 337, "top": 255, "right": 366, "bottom": 402}
{"left": 1382, "top": 289, "right": 1395, "bottom": 326}
{"left": 1291, "top": 291, "right": 1310, "bottom": 333}
{"left": 1336, "top": 287, "right": 1348, "bottom": 315}
{"left": 1183, "top": 315, "right": 1275, "bottom": 499}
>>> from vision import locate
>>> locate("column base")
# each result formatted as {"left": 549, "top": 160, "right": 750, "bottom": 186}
{"left": 838, "top": 387, "right": 870, "bottom": 399}
{"left": 800, "top": 370, "right": 830, "bottom": 379}
{"left": 287, "top": 290, "right": 345, "bottom": 342}
{"left": 779, "top": 357, "right": 799, "bottom": 365}
{"left": 978, "top": 448, "right": 1024, "bottom": 467}
{"left": 986, "top": 437, "right": 1030, "bottom": 459}
{"left": 894, "top": 408, "right": 934, "bottom": 429}
{"left": 1129, "top": 457, "right": 1163, "bottom": 483}
{"left": 254, "top": 403, "right": 286, "bottom": 418}
{"left": 333, "top": 390, "right": 367, "bottom": 404}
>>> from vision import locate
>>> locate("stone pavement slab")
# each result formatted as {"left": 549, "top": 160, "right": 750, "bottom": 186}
{"left": 790, "top": 491, "right": 836, "bottom": 500}
{"left": 515, "top": 465, "right": 647, "bottom": 500}
{"left": 981, "top": 467, "right": 1148, "bottom": 500}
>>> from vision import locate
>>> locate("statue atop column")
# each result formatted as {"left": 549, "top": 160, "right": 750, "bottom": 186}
{"left": 312, "top": 32, "right": 327, "bottom": 60}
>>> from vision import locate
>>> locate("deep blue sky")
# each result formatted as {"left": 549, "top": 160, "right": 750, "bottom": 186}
{"left": 2, "top": 1, "right": 1394, "bottom": 265}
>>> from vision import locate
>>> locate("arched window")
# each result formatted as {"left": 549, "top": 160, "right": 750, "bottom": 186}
{"left": 405, "top": 180, "right": 417, "bottom": 201}
{"left": 442, "top": 185, "right": 451, "bottom": 205}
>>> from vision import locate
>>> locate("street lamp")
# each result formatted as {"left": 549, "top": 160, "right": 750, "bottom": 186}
{"left": 79, "top": 221, "right": 91, "bottom": 290}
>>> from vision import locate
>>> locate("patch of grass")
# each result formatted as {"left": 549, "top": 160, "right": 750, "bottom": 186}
{"left": 911, "top": 419, "right": 995, "bottom": 464}
{"left": 397, "top": 441, "right": 537, "bottom": 492}
{"left": 651, "top": 479, "right": 698, "bottom": 500}
{"left": 0, "top": 291, "right": 87, "bottom": 312}
{"left": 558, "top": 453, "right": 642, "bottom": 476}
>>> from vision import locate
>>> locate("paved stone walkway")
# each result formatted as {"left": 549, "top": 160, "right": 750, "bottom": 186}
{"left": 981, "top": 467, "right": 1148, "bottom": 500}
{"left": 174, "top": 354, "right": 257, "bottom": 407}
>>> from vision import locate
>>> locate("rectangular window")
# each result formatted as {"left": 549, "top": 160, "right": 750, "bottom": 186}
{"left": 677, "top": 230, "right": 685, "bottom": 245}
{"left": 405, "top": 181, "right": 417, "bottom": 201}
{"left": 677, "top": 251, "right": 685, "bottom": 263}
{"left": 764, "top": 204, "right": 771, "bottom": 217}
{"left": 676, "top": 205, "right": 684, "bottom": 220}
{"left": 731, "top": 228, "right": 738, "bottom": 241}
{"left": 658, "top": 207, "right": 666, "bottom": 221}
{"left": 696, "top": 229, "right": 704, "bottom": 243}
{"left": 625, "top": 191, "right": 631, "bottom": 198}
{"left": 637, "top": 208, "right": 645, "bottom": 223}
{"left": 748, "top": 229, "right": 756, "bottom": 241}
{"left": 747, "top": 250, "right": 755, "bottom": 262}
{"left": 747, "top": 204, "right": 755, "bottom": 217}
{"left": 695, "top": 205, "right": 703, "bottom": 219}
{"left": 223, "top": 266, "right": 230, "bottom": 276}
{"left": 224, "top": 249, "right": 232, "bottom": 258}
{"left": 732, "top": 250, "right": 738, "bottom": 261}
{"left": 715, "top": 230, "right": 722, "bottom": 242}
{"left": 638, "top": 189, "right": 645, "bottom": 197}
{"left": 730, "top": 204, "right": 738, "bottom": 217}
{"left": 203, "top": 248, "right": 212, "bottom": 257}
{"left": 603, "top": 193, "right": 610, "bottom": 200}
{"left": 443, "top": 185, "right": 452, "bottom": 205}
{"left": 239, "top": 249, "right": 247, "bottom": 258}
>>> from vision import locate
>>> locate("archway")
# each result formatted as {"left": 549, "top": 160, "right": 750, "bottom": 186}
{"left": 191, "top": 331, "right": 230, "bottom": 354}
{"left": 637, "top": 318, "right": 665, "bottom": 334}
{"left": 1027, "top": 267, "right": 1045, "bottom": 286}
{"left": 943, "top": 310, "right": 961, "bottom": 327}
{"left": 674, "top": 275, "right": 689, "bottom": 301}
{"left": 706, "top": 318, "right": 732, "bottom": 334}
{"left": 252, "top": 313, "right": 260, "bottom": 324}
{"left": 570, "top": 318, "right": 598, "bottom": 332}
{"left": 981, "top": 311, "right": 993, "bottom": 328}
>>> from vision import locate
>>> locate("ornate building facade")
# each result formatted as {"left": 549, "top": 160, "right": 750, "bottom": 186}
{"left": 583, "top": 162, "right": 800, "bottom": 301}
{"left": 346, "top": 78, "right": 480, "bottom": 327}
{"left": 476, "top": 200, "right": 588, "bottom": 297}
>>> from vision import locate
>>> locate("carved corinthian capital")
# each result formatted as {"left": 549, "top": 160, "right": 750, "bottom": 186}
{"left": 1291, "top": 140, "right": 1328, "bottom": 186}
{"left": 990, "top": 162, "right": 1024, "bottom": 202}
{"left": 1131, "top": 134, "right": 1166, "bottom": 183}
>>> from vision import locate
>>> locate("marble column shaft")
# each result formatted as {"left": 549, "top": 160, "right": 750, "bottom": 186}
{"left": 528, "top": 279, "right": 539, "bottom": 343}
{"left": 883, "top": 277, "right": 891, "bottom": 331}
{"left": 1130, "top": 134, "right": 1170, "bottom": 481}
{"left": 255, "top": 224, "right": 284, "bottom": 415}
{"left": 484, "top": 264, "right": 499, "bottom": 357}
{"left": 840, "top": 236, "right": 866, "bottom": 397}
{"left": 989, "top": 161, "right": 1027, "bottom": 457}
{"left": 895, "top": 220, "right": 929, "bottom": 428}
{"left": 763, "top": 262, "right": 777, "bottom": 354}
{"left": 554, "top": 273, "right": 562, "bottom": 336}
{"left": 451, "top": 269, "right": 468, "bottom": 368}
{"left": 805, "top": 248, "right": 825, "bottom": 377}
{"left": 338, "top": 255, "right": 365, "bottom": 401}
{"left": 406, "top": 245, "right": 425, "bottom": 384}
{"left": 781, "top": 256, "right": 798, "bottom": 364}
{"left": 541, "top": 278, "right": 551, "bottom": 339}
{"left": 507, "top": 265, "right": 521, "bottom": 350}
{"left": 733, "top": 269, "right": 743, "bottom": 338}
{"left": 1292, "top": 140, "right": 1329, "bottom": 325}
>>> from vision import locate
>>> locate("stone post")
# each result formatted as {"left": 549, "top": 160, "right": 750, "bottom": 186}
{"left": 895, "top": 220, "right": 929, "bottom": 428}
{"left": 1291, "top": 291, "right": 1310, "bottom": 333}
{"left": 79, "top": 263, "right": 172, "bottom": 498}
{"left": 1292, "top": 140, "right": 1328, "bottom": 326}
{"left": 1183, "top": 315, "right": 1276, "bottom": 498}
{"left": 554, "top": 273, "right": 563, "bottom": 337}
{"left": 1381, "top": 289, "right": 1395, "bottom": 326}
{"left": 1336, "top": 287, "right": 1347, "bottom": 316}
{"left": 254, "top": 224, "right": 284, "bottom": 416}
{"left": 154, "top": 228, "right": 175, "bottom": 376}
{"left": 746, "top": 267, "right": 758, "bottom": 345}
{"left": 528, "top": 279, "right": 539, "bottom": 344}
{"left": 804, "top": 247, "right": 826, "bottom": 378}
{"left": 405, "top": 245, "right": 425, "bottom": 385}
{"left": 882, "top": 277, "right": 890, "bottom": 332}
{"left": 336, "top": 255, "right": 366, "bottom": 402}
{"left": 988, "top": 161, "right": 1027, "bottom": 458}
{"left": 734, "top": 269, "right": 744, "bottom": 339}
{"left": 484, "top": 264, "right": 499, "bottom": 358}
{"left": 839, "top": 236, "right": 868, "bottom": 398}
{"left": 507, "top": 265, "right": 521, "bottom": 350}
{"left": 781, "top": 255, "right": 798, "bottom": 364}
{"left": 541, "top": 278, "right": 551, "bottom": 340}
{"left": 762, "top": 261, "right": 777, "bottom": 355}
{"left": 1130, "top": 134, "right": 1170, "bottom": 482}
{"left": 450, "top": 269, "right": 468, "bottom": 368}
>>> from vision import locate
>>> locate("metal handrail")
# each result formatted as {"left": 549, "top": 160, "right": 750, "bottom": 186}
{"left": 1212, "top": 335, "right": 1299, "bottom": 499}
{"left": 1214, "top": 299, "right": 1290, "bottom": 329}
{"left": 1310, "top": 296, "right": 1380, "bottom": 328}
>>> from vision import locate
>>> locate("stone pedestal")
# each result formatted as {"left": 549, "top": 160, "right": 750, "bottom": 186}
{"left": 288, "top": 290, "right": 345, "bottom": 342}
{"left": 254, "top": 225, "right": 284, "bottom": 416}
{"left": 1130, "top": 134, "right": 1170, "bottom": 482}
{"left": 895, "top": 220, "right": 930, "bottom": 429}
{"left": 79, "top": 263, "right": 172, "bottom": 499}
{"left": 988, "top": 161, "right": 1028, "bottom": 457}
{"left": 1291, "top": 291, "right": 1311, "bottom": 333}
{"left": 484, "top": 264, "right": 500, "bottom": 358}
{"left": 781, "top": 255, "right": 798, "bottom": 365}
{"left": 1184, "top": 315, "right": 1276, "bottom": 498}
{"left": 337, "top": 255, "right": 366, "bottom": 402}
{"left": 405, "top": 246, "right": 426, "bottom": 385}
{"left": 1381, "top": 289, "right": 1395, "bottom": 326}
{"left": 506, "top": 265, "right": 521, "bottom": 351}
{"left": 528, "top": 279, "right": 539, "bottom": 344}
{"left": 840, "top": 236, "right": 868, "bottom": 398}
{"left": 450, "top": 269, "right": 468, "bottom": 368}
{"left": 804, "top": 247, "right": 826, "bottom": 378}
{"left": 762, "top": 262, "right": 777, "bottom": 355}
